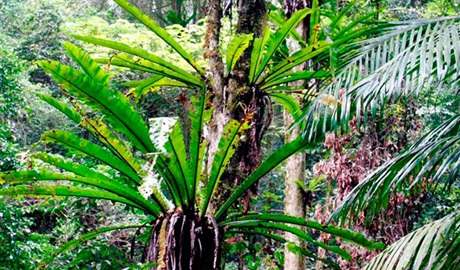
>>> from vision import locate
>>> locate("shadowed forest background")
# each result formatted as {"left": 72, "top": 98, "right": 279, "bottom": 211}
{"left": 0, "top": 0, "right": 459, "bottom": 269}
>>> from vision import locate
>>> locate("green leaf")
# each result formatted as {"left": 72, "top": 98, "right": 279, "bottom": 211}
{"left": 189, "top": 88, "right": 212, "bottom": 205}
{"left": 253, "top": 8, "right": 313, "bottom": 83}
{"left": 269, "top": 12, "right": 307, "bottom": 47}
{"left": 82, "top": 117, "right": 142, "bottom": 176}
{"left": 222, "top": 214, "right": 384, "bottom": 250}
{"left": 128, "top": 76, "right": 189, "bottom": 101}
{"left": 73, "top": 35, "right": 203, "bottom": 87}
{"left": 36, "top": 93, "right": 82, "bottom": 124}
{"left": 269, "top": 93, "right": 305, "bottom": 130}
{"left": 223, "top": 220, "right": 351, "bottom": 260}
{"left": 164, "top": 122, "right": 191, "bottom": 206}
{"left": 41, "top": 130, "right": 141, "bottom": 184}
{"left": 200, "top": 119, "right": 249, "bottom": 216}
{"left": 216, "top": 135, "right": 313, "bottom": 220}
{"left": 0, "top": 170, "right": 161, "bottom": 215}
{"left": 63, "top": 42, "right": 110, "bottom": 87}
{"left": 38, "top": 60, "right": 155, "bottom": 153}
{"left": 39, "top": 224, "right": 143, "bottom": 269}
{"left": 111, "top": 0, "right": 205, "bottom": 75}
{"left": 226, "top": 34, "right": 253, "bottom": 74}
{"left": 249, "top": 28, "right": 271, "bottom": 84}
{"left": 227, "top": 229, "right": 340, "bottom": 269}
{"left": 261, "top": 44, "right": 329, "bottom": 85}
{"left": 261, "top": 70, "right": 328, "bottom": 90}
{"left": 0, "top": 184, "right": 140, "bottom": 209}
{"left": 363, "top": 213, "right": 460, "bottom": 270}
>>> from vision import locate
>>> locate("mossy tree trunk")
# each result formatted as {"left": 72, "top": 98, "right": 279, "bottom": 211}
{"left": 204, "top": 0, "right": 268, "bottom": 216}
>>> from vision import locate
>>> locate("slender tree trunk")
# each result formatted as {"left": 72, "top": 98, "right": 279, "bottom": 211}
{"left": 283, "top": 109, "right": 306, "bottom": 270}
{"left": 283, "top": 1, "right": 311, "bottom": 269}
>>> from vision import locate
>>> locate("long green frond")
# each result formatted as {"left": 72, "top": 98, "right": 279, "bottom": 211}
{"left": 215, "top": 136, "right": 314, "bottom": 220}
{"left": 221, "top": 214, "right": 384, "bottom": 250}
{"left": 0, "top": 170, "right": 161, "bottom": 215}
{"left": 363, "top": 213, "right": 460, "bottom": 270}
{"left": 41, "top": 130, "right": 141, "bottom": 184}
{"left": 330, "top": 114, "right": 460, "bottom": 225}
{"left": 111, "top": 0, "right": 204, "bottom": 75}
{"left": 0, "top": 185, "right": 141, "bottom": 209}
{"left": 200, "top": 120, "right": 249, "bottom": 216}
{"left": 38, "top": 60, "right": 155, "bottom": 153}
{"left": 39, "top": 224, "right": 143, "bottom": 269}
{"left": 304, "top": 16, "right": 460, "bottom": 135}
{"left": 226, "top": 34, "right": 253, "bottom": 74}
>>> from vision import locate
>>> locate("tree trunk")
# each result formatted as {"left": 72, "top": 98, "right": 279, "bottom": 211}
{"left": 283, "top": 109, "right": 306, "bottom": 270}
{"left": 283, "top": 1, "right": 312, "bottom": 269}
{"left": 204, "top": 0, "right": 268, "bottom": 217}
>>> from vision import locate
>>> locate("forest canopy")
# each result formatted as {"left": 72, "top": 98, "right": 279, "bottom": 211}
{"left": 0, "top": 0, "right": 458, "bottom": 269}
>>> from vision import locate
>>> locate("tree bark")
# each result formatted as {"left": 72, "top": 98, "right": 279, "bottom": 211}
{"left": 283, "top": 109, "right": 306, "bottom": 270}
{"left": 283, "top": 1, "right": 311, "bottom": 269}
{"left": 204, "top": 0, "right": 268, "bottom": 217}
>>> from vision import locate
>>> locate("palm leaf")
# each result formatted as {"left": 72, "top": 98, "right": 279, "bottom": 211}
{"left": 39, "top": 224, "right": 142, "bottom": 269}
{"left": 304, "top": 16, "right": 460, "bottom": 135}
{"left": 111, "top": 0, "right": 204, "bottom": 75}
{"left": 363, "top": 213, "right": 460, "bottom": 270}
{"left": 226, "top": 34, "right": 253, "bottom": 74}
{"left": 330, "top": 114, "right": 460, "bottom": 225}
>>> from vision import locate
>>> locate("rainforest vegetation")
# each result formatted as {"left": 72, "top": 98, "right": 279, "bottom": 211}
{"left": 0, "top": 0, "right": 458, "bottom": 269}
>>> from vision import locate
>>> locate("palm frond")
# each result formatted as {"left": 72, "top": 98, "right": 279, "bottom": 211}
{"left": 363, "top": 212, "right": 460, "bottom": 270}
{"left": 330, "top": 114, "right": 460, "bottom": 224}
{"left": 304, "top": 16, "right": 460, "bottom": 136}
